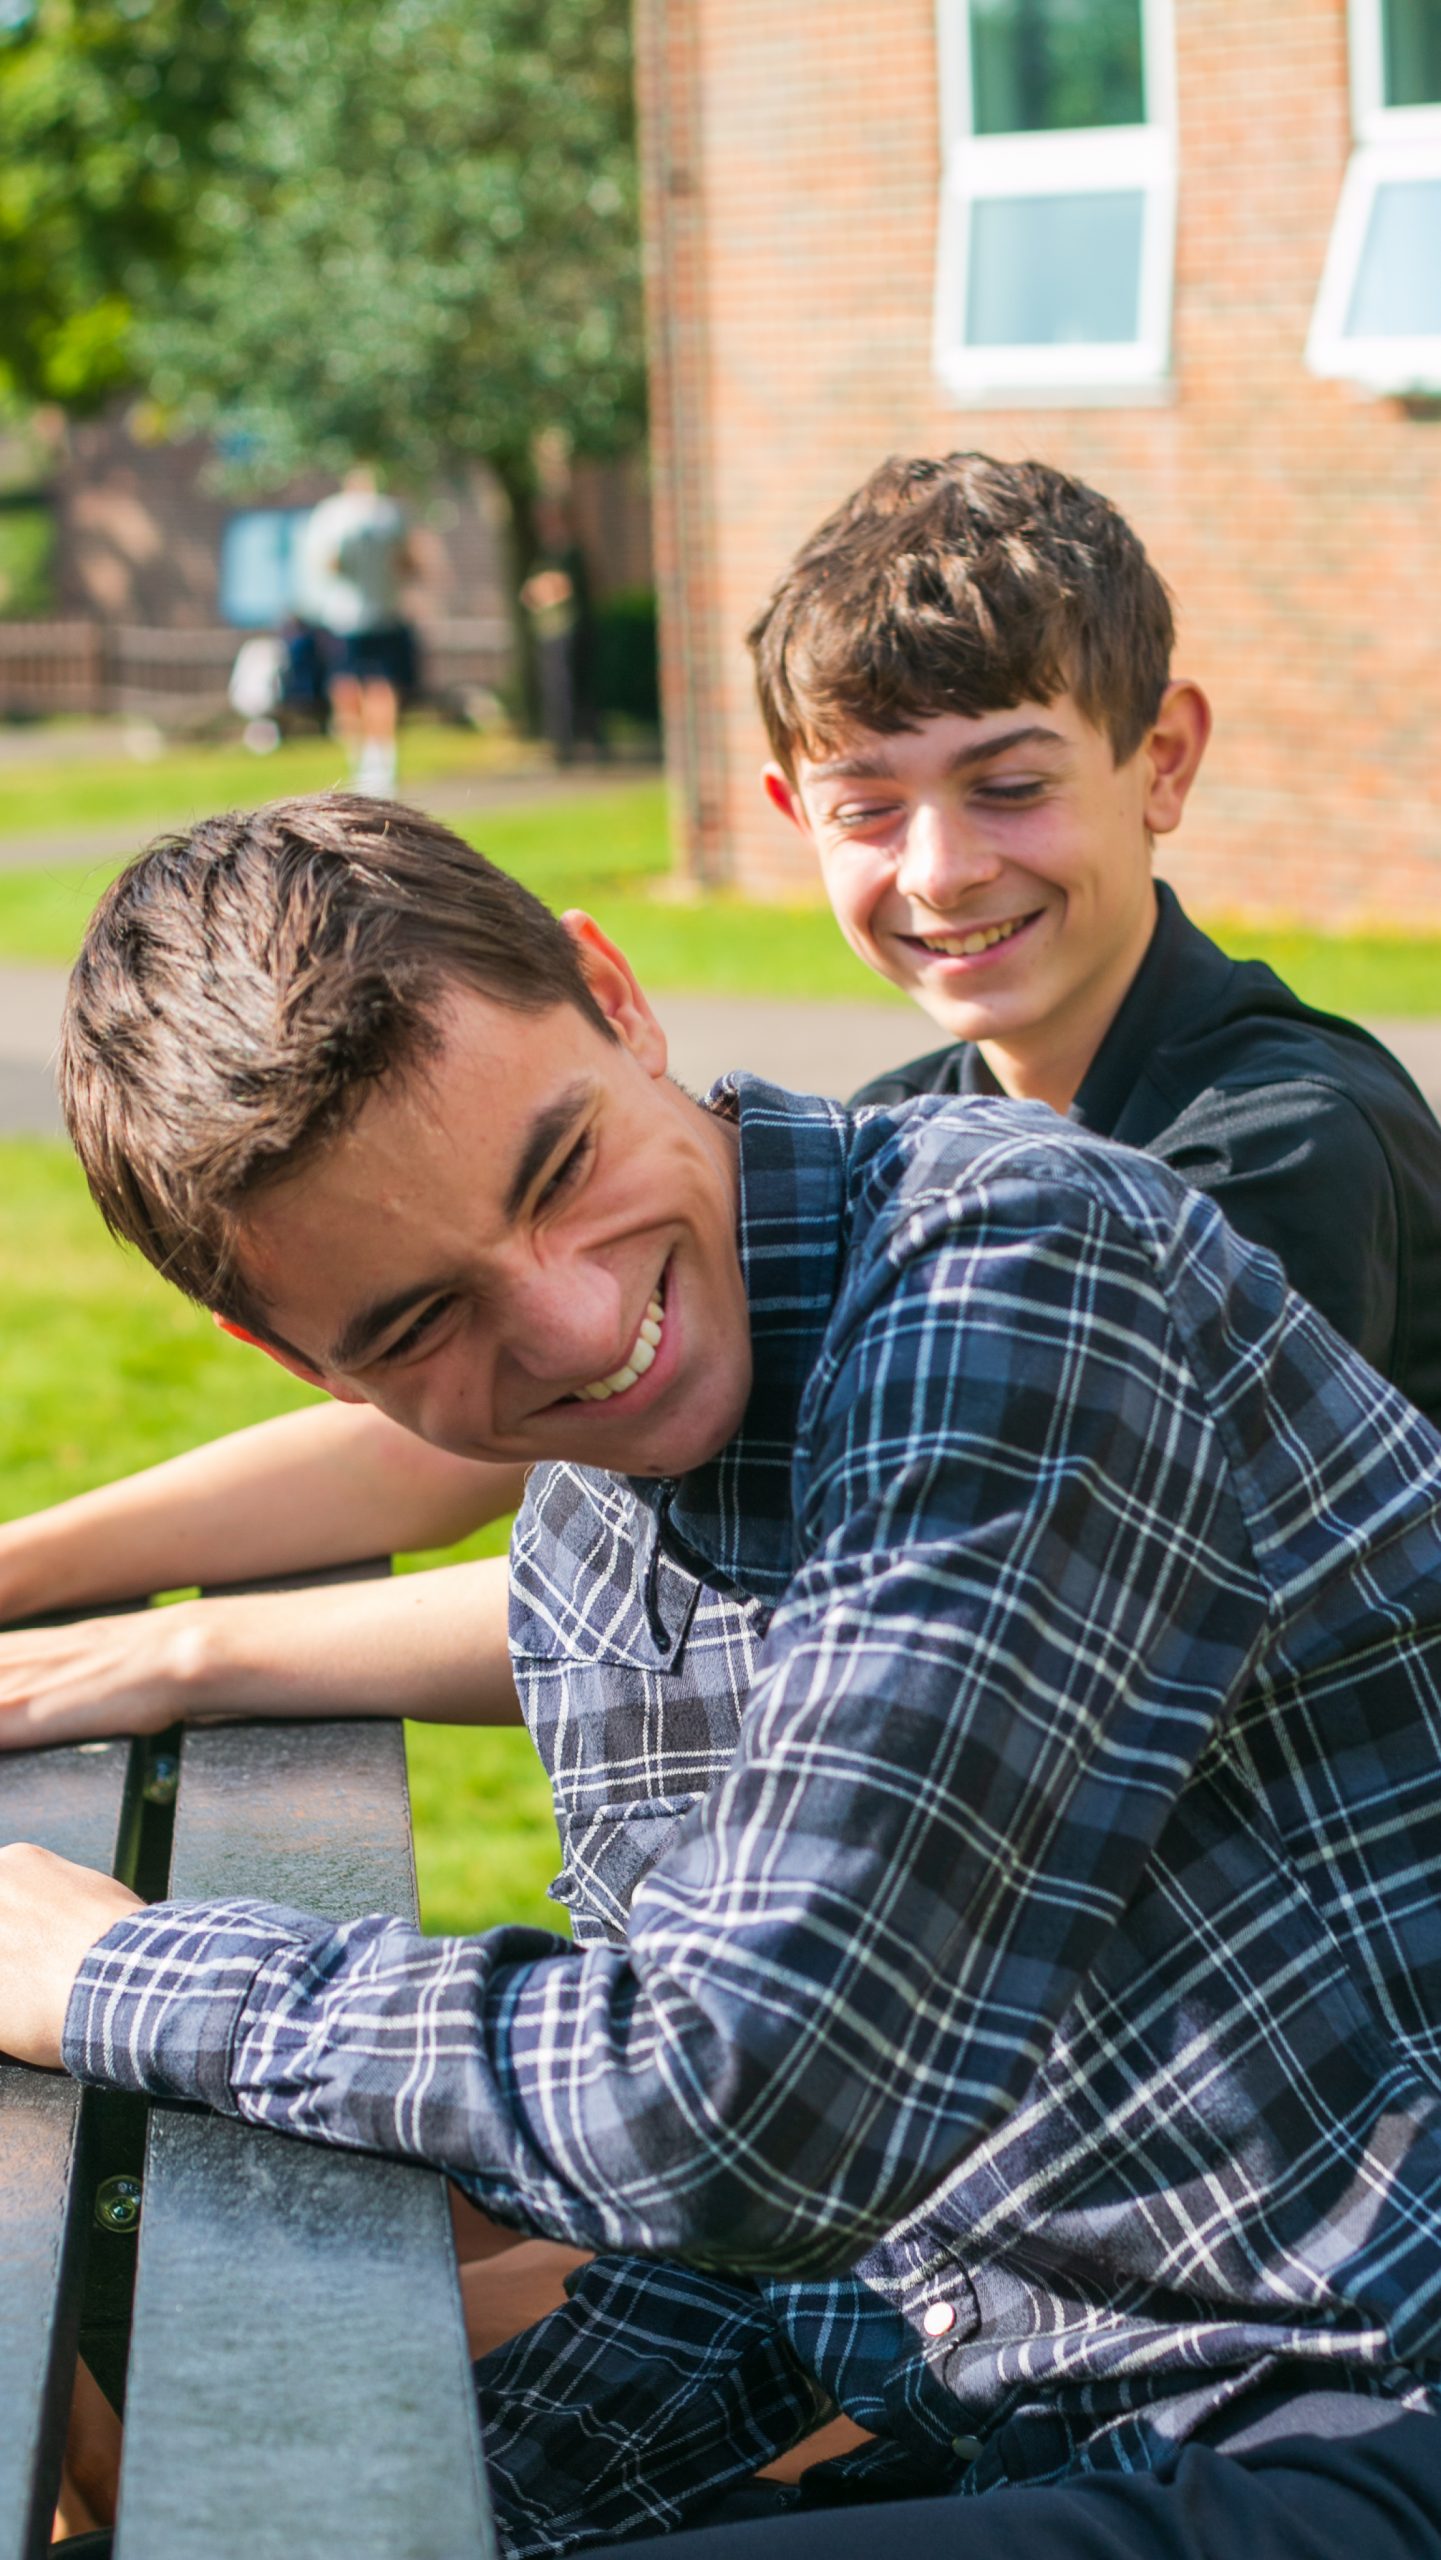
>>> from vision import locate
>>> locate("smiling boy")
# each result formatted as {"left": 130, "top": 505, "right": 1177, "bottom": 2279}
{"left": 3, "top": 458, "right": 1438, "bottom": 1773}
{"left": 10, "top": 798, "right": 1441, "bottom": 2558}
{"left": 752, "top": 454, "right": 1441, "bottom": 1423}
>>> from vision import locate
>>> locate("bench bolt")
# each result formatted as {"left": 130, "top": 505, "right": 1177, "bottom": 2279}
{"left": 142, "top": 1750, "right": 180, "bottom": 1806}
{"left": 95, "top": 2174, "right": 143, "bottom": 2235}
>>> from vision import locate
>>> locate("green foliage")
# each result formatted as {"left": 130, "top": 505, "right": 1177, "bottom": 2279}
{"left": 0, "top": 498, "right": 54, "bottom": 613}
{"left": 0, "top": 0, "right": 642, "bottom": 503}
{"left": 0, "top": 0, "right": 249, "bottom": 409}
{"left": 594, "top": 587, "right": 659, "bottom": 726}
{"left": 139, "top": 0, "right": 644, "bottom": 496}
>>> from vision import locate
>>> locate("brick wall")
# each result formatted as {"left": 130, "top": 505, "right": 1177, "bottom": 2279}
{"left": 635, "top": 0, "right": 1441, "bottom": 929}
{"left": 52, "top": 407, "right": 508, "bottom": 635}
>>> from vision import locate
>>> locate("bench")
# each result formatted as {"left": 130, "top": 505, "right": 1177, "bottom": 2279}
{"left": 0, "top": 1563, "right": 498, "bottom": 2560}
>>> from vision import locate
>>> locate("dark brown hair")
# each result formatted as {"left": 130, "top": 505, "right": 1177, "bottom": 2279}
{"left": 60, "top": 793, "right": 611, "bottom": 1319}
{"left": 747, "top": 453, "right": 1175, "bottom": 778}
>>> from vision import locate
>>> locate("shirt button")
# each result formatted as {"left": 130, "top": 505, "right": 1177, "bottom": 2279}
{"left": 951, "top": 2434, "right": 983, "bottom": 2462}
{"left": 922, "top": 2300, "right": 956, "bottom": 2338}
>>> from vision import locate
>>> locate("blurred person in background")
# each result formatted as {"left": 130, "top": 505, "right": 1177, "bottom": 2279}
{"left": 520, "top": 495, "right": 601, "bottom": 765}
{"left": 295, "top": 464, "right": 417, "bottom": 795}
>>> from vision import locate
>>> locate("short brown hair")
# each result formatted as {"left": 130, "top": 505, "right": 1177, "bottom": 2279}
{"left": 60, "top": 793, "right": 611, "bottom": 1320}
{"left": 747, "top": 453, "right": 1174, "bottom": 778}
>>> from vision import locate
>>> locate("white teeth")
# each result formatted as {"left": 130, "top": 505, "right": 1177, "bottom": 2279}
{"left": 574, "top": 1289, "right": 666, "bottom": 1404}
{"left": 919, "top": 917, "right": 1027, "bottom": 957}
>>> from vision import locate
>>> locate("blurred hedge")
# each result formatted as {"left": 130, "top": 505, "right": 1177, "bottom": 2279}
{"left": 594, "top": 585, "right": 659, "bottom": 727}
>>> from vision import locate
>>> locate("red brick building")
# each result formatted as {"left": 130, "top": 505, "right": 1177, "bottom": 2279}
{"left": 634, "top": 0, "right": 1441, "bottom": 927}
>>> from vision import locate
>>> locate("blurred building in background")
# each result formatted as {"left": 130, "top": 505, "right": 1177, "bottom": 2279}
{"left": 0, "top": 405, "right": 652, "bottom": 734}
{"left": 635, "top": 0, "right": 1441, "bottom": 925}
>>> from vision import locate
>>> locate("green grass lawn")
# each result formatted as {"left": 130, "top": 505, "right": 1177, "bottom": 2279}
{"left": 0, "top": 763, "right": 911, "bottom": 1002}
{"left": 0, "top": 1136, "right": 559, "bottom": 1938}
{"left": 0, "top": 735, "right": 1437, "bottom": 1009}
{"left": 0, "top": 720, "right": 543, "bottom": 844}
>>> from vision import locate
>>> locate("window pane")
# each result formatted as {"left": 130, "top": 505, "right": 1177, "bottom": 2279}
{"left": 1383, "top": 0, "right": 1441, "bottom": 107}
{"left": 968, "top": 0, "right": 1145, "bottom": 133}
{"left": 967, "top": 189, "right": 1145, "bottom": 343}
{"left": 1345, "top": 178, "right": 1441, "bottom": 334}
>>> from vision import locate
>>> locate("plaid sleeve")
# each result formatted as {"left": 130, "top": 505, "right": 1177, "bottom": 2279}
{"left": 64, "top": 1896, "right": 323, "bottom": 2109}
{"left": 474, "top": 2255, "right": 830, "bottom": 2557}
{"left": 67, "top": 1174, "right": 1268, "bottom": 2272}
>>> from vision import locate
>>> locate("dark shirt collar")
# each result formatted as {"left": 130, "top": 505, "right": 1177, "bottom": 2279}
{"left": 635, "top": 1074, "right": 852, "bottom": 1603}
{"left": 958, "top": 886, "right": 1231, "bottom": 1120}
{"left": 628, "top": 894, "right": 1228, "bottom": 1593}
{"left": 956, "top": 1041, "right": 1003, "bottom": 1098}
{"left": 1069, "top": 882, "right": 1230, "bottom": 1132}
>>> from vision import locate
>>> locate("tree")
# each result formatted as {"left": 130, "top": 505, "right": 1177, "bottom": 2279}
{"left": 0, "top": 0, "right": 248, "bottom": 410}
{"left": 137, "top": 0, "right": 645, "bottom": 550}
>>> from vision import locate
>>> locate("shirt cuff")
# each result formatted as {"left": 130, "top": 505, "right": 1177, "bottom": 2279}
{"left": 63, "top": 1897, "right": 322, "bottom": 2112}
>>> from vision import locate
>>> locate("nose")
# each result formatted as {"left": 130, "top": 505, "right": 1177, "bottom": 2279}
{"left": 894, "top": 802, "right": 1001, "bottom": 912}
{"left": 504, "top": 1255, "right": 631, "bottom": 1391}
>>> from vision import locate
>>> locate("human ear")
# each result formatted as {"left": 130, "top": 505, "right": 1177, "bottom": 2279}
{"left": 1141, "top": 682, "right": 1212, "bottom": 838}
{"left": 559, "top": 911, "right": 669, "bottom": 1080}
{"left": 211, "top": 1312, "right": 360, "bottom": 1402}
{"left": 761, "top": 764, "right": 813, "bottom": 840}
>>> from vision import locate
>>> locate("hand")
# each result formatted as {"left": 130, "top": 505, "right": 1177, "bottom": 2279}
{"left": 0, "top": 1844, "right": 142, "bottom": 2069}
{"left": 520, "top": 567, "right": 573, "bottom": 613}
{"left": 0, "top": 1608, "right": 189, "bottom": 1750}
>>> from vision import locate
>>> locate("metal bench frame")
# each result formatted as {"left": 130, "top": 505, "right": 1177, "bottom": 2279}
{"left": 0, "top": 1565, "right": 496, "bottom": 2560}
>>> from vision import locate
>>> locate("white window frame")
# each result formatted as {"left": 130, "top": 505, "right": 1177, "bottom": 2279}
{"left": 1307, "top": 0, "right": 1441, "bottom": 392}
{"left": 933, "top": 0, "right": 1177, "bottom": 401}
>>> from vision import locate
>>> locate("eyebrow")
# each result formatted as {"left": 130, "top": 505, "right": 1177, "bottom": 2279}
{"left": 502, "top": 1076, "right": 593, "bottom": 1222}
{"left": 326, "top": 1076, "right": 595, "bottom": 1373}
{"left": 329, "top": 1280, "right": 454, "bottom": 1375}
{"left": 805, "top": 724, "right": 1068, "bottom": 783}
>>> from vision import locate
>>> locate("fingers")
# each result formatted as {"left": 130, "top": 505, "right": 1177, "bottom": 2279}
{"left": 0, "top": 1842, "right": 143, "bottom": 2069}
{"left": 0, "top": 1612, "right": 176, "bottom": 1750}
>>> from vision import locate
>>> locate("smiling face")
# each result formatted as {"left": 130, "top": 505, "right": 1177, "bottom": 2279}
{"left": 229, "top": 922, "right": 753, "bottom": 1478}
{"left": 767, "top": 686, "right": 1208, "bottom": 1112}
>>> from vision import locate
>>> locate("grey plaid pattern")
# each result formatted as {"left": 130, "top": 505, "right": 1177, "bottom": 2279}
{"left": 509, "top": 1461, "right": 766, "bottom": 1946}
{"left": 66, "top": 1077, "right": 1441, "bottom": 2554}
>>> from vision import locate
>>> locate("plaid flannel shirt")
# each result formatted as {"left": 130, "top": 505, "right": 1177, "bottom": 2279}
{"left": 67, "top": 1076, "right": 1441, "bottom": 2554}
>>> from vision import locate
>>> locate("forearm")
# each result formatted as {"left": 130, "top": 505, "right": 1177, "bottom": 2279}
{"left": 0, "top": 1402, "right": 524, "bottom": 1620}
{"left": 0, "top": 1557, "right": 519, "bottom": 1749}
{"left": 174, "top": 1558, "right": 521, "bottom": 1727}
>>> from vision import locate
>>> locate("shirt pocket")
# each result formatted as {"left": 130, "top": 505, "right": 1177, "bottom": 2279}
{"left": 511, "top": 1469, "right": 704, "bottom": 1673}
{"left": 550, "top": 1792, "right": 705, "bottom": 1945}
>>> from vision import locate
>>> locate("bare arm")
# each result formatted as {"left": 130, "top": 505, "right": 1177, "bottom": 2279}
{"left": 0, "top": 1555, "right": 519, "bottom": 1751}
{"left": 0, "top": 1401, "right": 525, "bottom": 1622}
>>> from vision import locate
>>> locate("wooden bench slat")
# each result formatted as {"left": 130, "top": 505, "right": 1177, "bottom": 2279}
{"left": 0, "top": 1740, "right": 138, "bottom": 2560}
{"left": 114, "top": 1722, "right": 495, "bottom": 2560}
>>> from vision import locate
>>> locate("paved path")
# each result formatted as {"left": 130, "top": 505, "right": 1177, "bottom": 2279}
{"left": 4, "top": 958, "right": 1440, "bottom": 1138}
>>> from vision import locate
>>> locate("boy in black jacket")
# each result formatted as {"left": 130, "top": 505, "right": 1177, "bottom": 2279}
{"left": 751, "top": 452, "right": 1441, "bottom": 1423}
